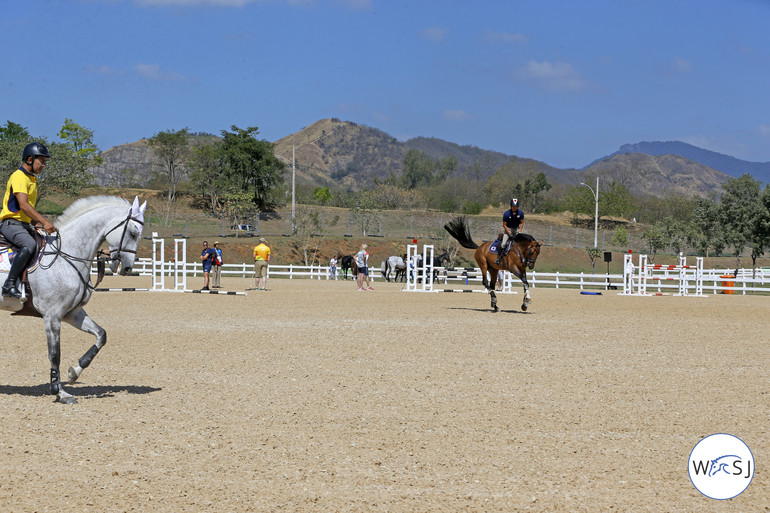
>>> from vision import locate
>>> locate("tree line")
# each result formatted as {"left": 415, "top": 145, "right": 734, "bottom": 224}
{"left": 3, "top": 119, "right": 770, "bottom": 269}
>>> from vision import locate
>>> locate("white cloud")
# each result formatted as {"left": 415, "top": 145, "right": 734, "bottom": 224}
{"left": 483, "top": 29, "right": 528, "bottom": 44}
{"left": 419, "top": 26, "right": 449, "bottom": 43}
{"left": 133, "top": 63, "right": 189, "bottom": 81}
{"left": 658, "top": 57, "right": 693, "bottom": 78}
{"left": 84, "top": 64, "right": 121, "bottom": 76}
{"left": 442, "top": 109, "right": 472, "bottom": 121}
{"left": 758, "top": 125, "right": 770, "bottom": 137}
{"left": 514, "top": 60, "right": 588, "bottom": 92}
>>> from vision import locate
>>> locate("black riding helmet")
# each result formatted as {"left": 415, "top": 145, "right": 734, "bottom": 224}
{"left": 22, "top": 142, "right": 52, "bottom": 164}
{"left": 510, "top": 198, "right": 519, "bottom": 208}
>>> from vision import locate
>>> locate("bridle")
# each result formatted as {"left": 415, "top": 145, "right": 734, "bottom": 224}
{"left": 521, "top": 241, "right": 541, "bottom": 268}
{"left": 41, "top": 210, "right": 144, "bottom": 292}
{"left": 513, "top": 241, "right": 540, "bottom": 269}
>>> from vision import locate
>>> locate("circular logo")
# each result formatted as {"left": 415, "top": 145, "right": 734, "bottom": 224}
{"left": 688, "top": 433, "right": 754, "bottom": 500}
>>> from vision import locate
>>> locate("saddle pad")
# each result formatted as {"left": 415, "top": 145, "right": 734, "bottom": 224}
{"left": 489, "top": 240, "right": 500, "bottom": 255}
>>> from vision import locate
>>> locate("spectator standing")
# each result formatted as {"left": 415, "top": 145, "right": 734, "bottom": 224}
{"left": 200, "top": 241, "right": 216, "bottom": 291}
{"left": 329, "top": 255, "right": 338, "bottom": 280}
{"left": 253, "top": 237, "right": 271, "bottom": 290}
{"left": 363, "top": 247, "right": 374, "bottom": 290}
{"left": 211, "top": 241, "right": 223, "bottom": 288}
{"left": 355, "top": 244, "right": 368, "bottom": 291}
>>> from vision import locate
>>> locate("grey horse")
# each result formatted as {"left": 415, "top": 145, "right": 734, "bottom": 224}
{"left": 0, "top": 196, "right": 146, "bottom": 404}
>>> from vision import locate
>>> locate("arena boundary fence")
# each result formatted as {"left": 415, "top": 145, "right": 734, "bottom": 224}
{"left": 93, "top": 241, "right": 770, "bottom": 295}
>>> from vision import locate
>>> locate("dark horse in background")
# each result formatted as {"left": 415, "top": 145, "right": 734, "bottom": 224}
{"left": 444, "top": 216, "right": 541, "bottom": 312}
{"left": 336, "top": 252, "right": 358, "bottom": 280}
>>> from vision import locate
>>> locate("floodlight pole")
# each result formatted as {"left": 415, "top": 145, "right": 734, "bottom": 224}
{"left": 580, "top": 176, "right": 599, "bottom": 249}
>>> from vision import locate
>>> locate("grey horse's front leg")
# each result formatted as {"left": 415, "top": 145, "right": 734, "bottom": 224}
{"left": 63, "top": 308, "right": 107, "bottom": 385}
{"left": 44, "top": 315, "right": 76, "bottom": 404}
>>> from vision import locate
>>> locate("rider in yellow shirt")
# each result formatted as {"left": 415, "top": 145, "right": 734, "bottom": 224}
{"left": 0, "top": 143, "right": 56, "bottom": 298}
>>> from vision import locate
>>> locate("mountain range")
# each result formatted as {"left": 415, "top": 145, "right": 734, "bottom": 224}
{"left": 89, "top": 118, "right": 768, "bottom": 199}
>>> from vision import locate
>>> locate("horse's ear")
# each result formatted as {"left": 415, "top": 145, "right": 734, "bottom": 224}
{"left": 130, "top": 196, "right": 146, "bottom": 221}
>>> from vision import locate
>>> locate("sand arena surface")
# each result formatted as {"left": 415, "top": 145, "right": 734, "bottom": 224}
{"left": 0, "top": 276, "right": 767, "bottom": 512}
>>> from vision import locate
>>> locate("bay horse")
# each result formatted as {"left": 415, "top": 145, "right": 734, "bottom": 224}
{"left": 0, "top": 196, "right": 147, "bottom": 404}
{"left": 444, "top": 216, "right": 541, "bottom": 312}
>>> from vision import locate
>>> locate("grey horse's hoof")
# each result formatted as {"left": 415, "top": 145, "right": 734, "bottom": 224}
{"left": 55, "top": 390, "right": 78, "bottom": 405}
{"left": 521, "top": 303, "right": 528, "bottom": 311}
{"left": 67, "top": 366, "right": 81, "bottom": 384}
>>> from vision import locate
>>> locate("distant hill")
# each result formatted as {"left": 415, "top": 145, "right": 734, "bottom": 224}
{"left": 585, "top": 153, "right": 731, "bottom": 198}
{"left": 588, "top": 141, "right": 770, "bottom": 184}
{"left": 89, "top": 119, "right": 739, "bottom": 199}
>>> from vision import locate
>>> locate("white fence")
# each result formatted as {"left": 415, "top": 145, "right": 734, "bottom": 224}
{"left": 94, "top": 258, "right": 770, "bottom": 294}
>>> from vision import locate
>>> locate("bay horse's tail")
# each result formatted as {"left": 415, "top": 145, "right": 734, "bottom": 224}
{"left": 444, "top": 216, "right": 478, "bottom": 249}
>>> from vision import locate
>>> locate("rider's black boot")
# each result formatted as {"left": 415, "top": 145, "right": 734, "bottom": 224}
{"left": 1, "top": 247, "right": 31, "bottom": 299}
{"left": 495, "top": 246, "right": 504, "bottom": 265}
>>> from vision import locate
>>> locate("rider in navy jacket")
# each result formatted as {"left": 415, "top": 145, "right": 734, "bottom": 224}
{"left": 496, "top": 198, "right": 525, "bottom": 265}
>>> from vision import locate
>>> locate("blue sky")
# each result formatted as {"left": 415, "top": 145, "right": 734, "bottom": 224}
{"left": 3, "top": 0, "right": 770, "bottom": 169}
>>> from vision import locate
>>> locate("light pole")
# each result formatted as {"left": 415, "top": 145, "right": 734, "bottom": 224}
{"left": 579, "top": 176, "right": 599, "bottom": 249}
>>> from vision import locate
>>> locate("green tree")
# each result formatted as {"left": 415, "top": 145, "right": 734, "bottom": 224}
{"left": 719, "top": 174, "right": 766, "bottom": 268}
{"left": 40, "top": 140, "right": 95, "bottom": 196}
{"left": 586, "top": 247, "right": 601, "bottom": 272}
{"left": 641, "top": 222, "right": 667, "bottom": 262}
{"left": 0, "top": 121, "right": 30, "bottom": 142}
{"left": 58, "top": 118, "right": 102, "bottom": 164}
{"left": 692, "top": 193, "right": 725, "bottom": 256}
{"left": 600, "top": 181, "right": 632, "bottom": 218}
{"left": 148, "top": 127, "right": 190, "bottom": 201}
{"left": 188, "top": 140, "right": 226, "bottom": 213}
{"left": 611, "top": 225, "right": 629, "bottom": 249}
{"left": 220, "top": 125, "right": 285, "bottom": 211}
{"left": 312, "top": 187, "right": 332, "bottom": 205}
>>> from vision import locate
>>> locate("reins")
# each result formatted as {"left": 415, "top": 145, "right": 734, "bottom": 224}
{"left": 39, "top": 210, "right": 144, "bottom": 296}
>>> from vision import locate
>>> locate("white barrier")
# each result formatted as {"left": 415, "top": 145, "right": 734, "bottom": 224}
{"left": 622, "top": 253, "right": 704, "bottom": 297}
{"left": 405, "top": 244, "right": 434, "bottom": 292}
{"left": 150, "top": 237, "right": 246, "bottom": 295}
{"left": 404, "top": 244, "right": 516, "bottom": 294}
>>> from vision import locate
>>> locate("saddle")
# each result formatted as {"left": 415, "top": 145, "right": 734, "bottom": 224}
{"left": 489, "top": 234, "right": 510, "bottom": 256}
{"left": 0, "top": 228, "right": 48, "bottom": 275}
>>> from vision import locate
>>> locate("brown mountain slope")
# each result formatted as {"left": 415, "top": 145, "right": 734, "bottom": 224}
{"left": 88, "top": 118, "right": 732, "bottom": 198}
{"left": 587, "top": 153, "right": 730, "bottom": 197}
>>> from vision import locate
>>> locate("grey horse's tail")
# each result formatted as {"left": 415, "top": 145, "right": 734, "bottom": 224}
{"left": 444, "top": 216, "right": 478, "bottom": 250}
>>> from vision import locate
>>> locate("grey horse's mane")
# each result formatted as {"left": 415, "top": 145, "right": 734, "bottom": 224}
{"left": 57, "top": 196, "right": 131, "bottom": 228}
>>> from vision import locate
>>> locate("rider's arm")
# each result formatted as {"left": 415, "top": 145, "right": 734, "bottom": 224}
{"left": 15, "top": 192, "right": 55, "bottom": 233}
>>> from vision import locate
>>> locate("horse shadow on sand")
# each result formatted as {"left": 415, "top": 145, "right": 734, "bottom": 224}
{"left": 447, "top": 306, "right": 531, "bottom": 314}
{"left": 0, "top": 383, "right": 161, "bottom": 400}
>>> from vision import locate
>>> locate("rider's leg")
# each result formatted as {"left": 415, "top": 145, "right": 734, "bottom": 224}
{"left": 2, "top": 246, "right": 31, "bottom": 298}
{"left": 495, "top": 233, "right": 509, "bottom": 265}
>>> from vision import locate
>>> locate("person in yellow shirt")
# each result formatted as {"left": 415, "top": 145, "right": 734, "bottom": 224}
{"left": 253, "top": 237, "right": 271, "bottom": 290}
{"left": 1, "top": 142, "right": 56, "bottom": 298}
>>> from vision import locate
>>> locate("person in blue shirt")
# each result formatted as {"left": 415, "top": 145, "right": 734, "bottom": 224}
{"left": 496, "top": 198, "right": 525, "bottom": 265}
{"left": 200, "top": 240, "right": 217, "bottom": 290}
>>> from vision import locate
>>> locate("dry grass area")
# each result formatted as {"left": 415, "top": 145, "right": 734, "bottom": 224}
{"left": 0, "top": 276, "right": 766, "bottom": 512}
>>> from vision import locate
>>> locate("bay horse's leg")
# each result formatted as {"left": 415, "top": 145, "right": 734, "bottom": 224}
{"left": 488, "top": 268, "right": 500, "bottom": 312}
{"left": 521, "top": 275, "right": 531, "bottom": 312}
{"left": 43, "top": 315, "right": 76, "bottom": 404}
{"left": 62, "top": 308, "right": 107, "bottom": 385}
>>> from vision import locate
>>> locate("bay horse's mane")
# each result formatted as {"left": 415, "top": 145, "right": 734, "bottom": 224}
{"left": 514, "top": 232, "right": 535, "bottom": 243}
{"left": 57, "top": 196, "right": 131, "bottom": 228}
